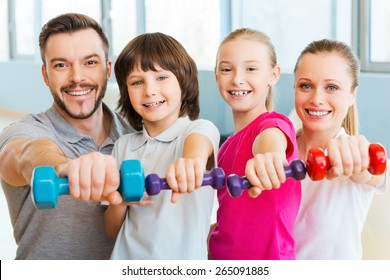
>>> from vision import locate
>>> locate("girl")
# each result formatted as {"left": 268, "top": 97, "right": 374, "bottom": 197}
{"left": 105, "top": 32, "right": 220, "bottom": 259}
{"left": 208, "top": 28, "right": 301, "bottom": 260}
{"left": 293, "top": 39, "right": 388, "bottom": 259}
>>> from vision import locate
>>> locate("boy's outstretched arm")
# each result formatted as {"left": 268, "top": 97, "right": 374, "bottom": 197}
{"left": 167, "top": 133, "right": 215, "bottom": 203}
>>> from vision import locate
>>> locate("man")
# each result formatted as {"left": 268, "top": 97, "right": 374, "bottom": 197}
{"left": 0, "top": 13, "right": 132, "bottom": 259}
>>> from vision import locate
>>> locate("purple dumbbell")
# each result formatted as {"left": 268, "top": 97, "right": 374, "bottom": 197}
{"left": 226, "top": 159, "right": 306, "bottom": 198}
{"left": 145, "top": 167, "right": 226, "bottom": 195}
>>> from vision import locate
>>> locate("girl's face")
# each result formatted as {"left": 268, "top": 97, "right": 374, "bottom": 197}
{"left": 294, "top": 52, "right": 356, "bottom": 136}
{"left": 126, "top": 64, "right": 182, "bottom": 136}
{"left": 215, "top": 38, "right": 279, "bottom": 117}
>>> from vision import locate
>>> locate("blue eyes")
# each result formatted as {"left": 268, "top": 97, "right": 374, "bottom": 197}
{"left": 53, "top": 60, "right": 98, "bottom": 69}
{"left": 130, "top": 76, "right": 169, "bottom": 86}
{"left": 157, "top": 76, "right": 168, "bottom": 81}
{"left": 298, "top": 84, "right": 338, "bottom": 92}
{"left": 220, "top": 68, "right": 258, "bottom": 72}
{"left": 327, "top": 85, "right": 338, "bottom": 91}
{"left": 299, "top": 84, "right": 312, "bottom": 90}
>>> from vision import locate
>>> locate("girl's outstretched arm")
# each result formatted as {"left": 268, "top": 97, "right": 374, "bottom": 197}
{"left": 246, "top": 127, "right": 289, "bottom": 198}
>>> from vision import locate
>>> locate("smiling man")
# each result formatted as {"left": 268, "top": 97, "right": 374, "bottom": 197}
{"left": 0, "top": 13, "right": 132, "bottom": 259}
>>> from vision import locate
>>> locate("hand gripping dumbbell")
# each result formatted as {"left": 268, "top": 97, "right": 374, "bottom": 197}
{"left": 31, "top": 159, "right": 145, "bottom": 209}
{"left": 145, "top": 167, "right": 226, "bottom": 195}
{"left": 32, "top": 160, "right": 226, "bottom": 209}
{"left": 306, "top": 143, "right": 387, "bottom": 181}
{"left": 226, "top": 159, "right": 306, "bottom": 198}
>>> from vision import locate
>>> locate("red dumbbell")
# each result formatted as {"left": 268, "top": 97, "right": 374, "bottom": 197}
{"left": 306, "top": 143, "right": 387, "bottom": 181}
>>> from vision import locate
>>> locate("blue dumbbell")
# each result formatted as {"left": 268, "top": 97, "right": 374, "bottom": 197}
{"left": 31, "top": 159, "right": 144, "bottom": 209}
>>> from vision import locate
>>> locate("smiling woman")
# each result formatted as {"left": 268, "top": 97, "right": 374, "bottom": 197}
{"left": 292, "top": 38, "right": 388, "bottom": 260}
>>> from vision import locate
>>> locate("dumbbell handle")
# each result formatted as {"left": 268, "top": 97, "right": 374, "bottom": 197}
{"left": 306, "top": 143, "right": 387, "bottom": 181}
{"left": 56, "top": 178, "right": 69, "bottom": 195}
{"left": 227, "top": 159, "right": 306, "bottom": 198}
{"left": 145, "top": 167, "right": 226, "bottom": 195}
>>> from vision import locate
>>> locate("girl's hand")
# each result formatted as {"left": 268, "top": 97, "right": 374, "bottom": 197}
{"left": 326, "top": 135, "right": 371, "bottom": 181}
{"left": 165, "top": 157, "right": 206, "bottom": 203}
{"left": 245, "top": 152, "right": 289, "bottom": 198}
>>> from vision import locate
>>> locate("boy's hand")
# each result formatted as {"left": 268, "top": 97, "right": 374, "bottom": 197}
{"left": 165, "top": 158, "right": 205, "bottom": 203}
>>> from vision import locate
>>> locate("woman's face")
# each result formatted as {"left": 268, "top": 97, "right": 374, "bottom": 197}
{"left": 294, "top": 52, "right": 356, "bottom": 136}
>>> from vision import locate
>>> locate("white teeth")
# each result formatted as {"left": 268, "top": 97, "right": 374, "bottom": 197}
{"left": 229, "top": 90, "right": 251, "bottom": 96}
{"left": 66, "top": 89, "right": 92, "bottom": 96}
{"left": 308, "top": 110, "right": 329, "bottom": 116}
{"left": 144, "top": 101, "right": 165, "bottom": 108}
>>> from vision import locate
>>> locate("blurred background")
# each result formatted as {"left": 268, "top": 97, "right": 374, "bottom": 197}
{"left": 1, "top": 0, "right": 390, "bottom": 259}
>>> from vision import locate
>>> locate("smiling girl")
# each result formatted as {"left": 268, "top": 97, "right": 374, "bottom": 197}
{"left": 208, "top": 28, "right": 300, "bottom": 260}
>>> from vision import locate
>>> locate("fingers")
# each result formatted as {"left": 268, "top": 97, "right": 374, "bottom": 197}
{"left": 124, "top": 195, "right": 154, "bottom": 206}
{"left": 165, "top": 158, "right": 206, "bottom": 203}
{"left": 245, "top": 153, "right": 288, "bottom": 198}
{"left": 248, "top": 186, "right": 262, "bottom": 198}
{"left": 59, "top": 152, "right": 120, "bottom": 202}
{"left": 171, "top": 192, "right": 182, "bottom": 204}
{"left": 326, "top": 135, "right": 370, "bottom": 180}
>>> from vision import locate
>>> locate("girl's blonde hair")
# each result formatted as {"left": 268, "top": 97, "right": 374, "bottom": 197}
{"left": 216, "top": 28, "right": 277, "bottom": 111}
{"left": 294, "top": 39, "right": 360, "bottom": 135}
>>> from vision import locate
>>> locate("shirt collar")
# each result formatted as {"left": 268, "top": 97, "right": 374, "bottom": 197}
{"left": 46, "top": 105, "right": 84, "bottom": 144}
{"left": 130, "top": 116, "right": 190, "bottom": 150}
{"left": 46, "top": 103, "right": 126, "bottom": 145}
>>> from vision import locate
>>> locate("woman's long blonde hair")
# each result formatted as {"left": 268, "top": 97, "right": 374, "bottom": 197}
{"left": 294, "top": 39, "right": 360, "bottom": 135}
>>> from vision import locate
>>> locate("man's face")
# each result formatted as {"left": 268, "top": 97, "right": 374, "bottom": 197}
{"left": 42, "top": 28, "right": 112, "bottom": 119}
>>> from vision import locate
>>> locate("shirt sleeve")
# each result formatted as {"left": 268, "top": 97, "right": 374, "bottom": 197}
{"left": 185, "top": 119, "right": 221, "bottom": 168}
{"left": 374, "top": 160, "right": 389, "bottom": 194}
{"left": 0, "top": 116, "right": 54, "bottom": 151}
{"left": 253, "top": 113, "right": 298, "bottom": 160}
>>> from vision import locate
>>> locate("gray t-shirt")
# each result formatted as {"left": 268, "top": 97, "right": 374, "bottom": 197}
{"left": 0, "top": 104, "right": 132, "bottom": 259}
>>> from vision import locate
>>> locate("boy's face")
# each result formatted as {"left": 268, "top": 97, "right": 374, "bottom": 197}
{"left": 126, "top": 64, "right": 182, "bottom": 137}
{"left": 42, "top": 28, "right": 112, "bottom": 120}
